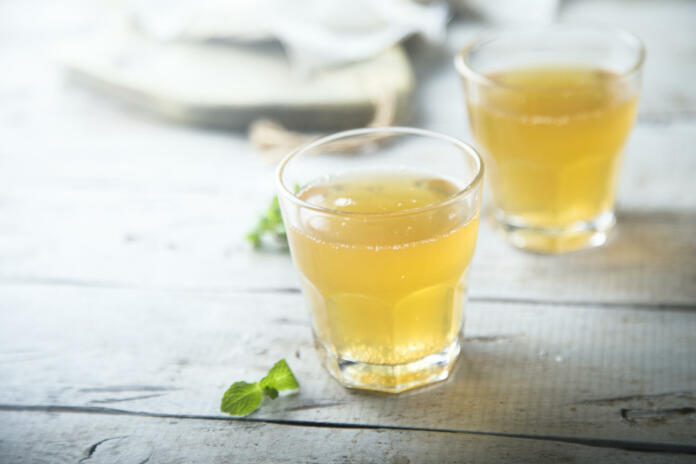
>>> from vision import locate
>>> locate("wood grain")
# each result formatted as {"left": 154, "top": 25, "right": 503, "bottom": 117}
{"left": 1, "top": 285, "right": 694, "bottom": 447}
{"left": 3, "top": 411, "right": 693, "bottom": 464}
{"left": 1, "top": 121, "right": 695, "bottom": 304}
{"left": 1, "top": 0, "right": 696, "bottom": 461}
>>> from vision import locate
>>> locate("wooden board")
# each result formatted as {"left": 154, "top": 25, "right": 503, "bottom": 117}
{"left": 4, "top": 411, "right": 694, "bottom": 464}
{"left": 1, "top": 286, "right": 694, "bottom": 450}
{"left": 62, "top": 35, "right": 414, "bottom": 131}
{"left": 1, "top": 0, "right": 695, "bottom": 462}
{"left": 1, "top": 123, "right": 695, "bottom": 305}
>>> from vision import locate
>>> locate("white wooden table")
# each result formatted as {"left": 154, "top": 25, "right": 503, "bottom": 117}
{"left": 1, "top": 1, "right": 695, "bottom": 462}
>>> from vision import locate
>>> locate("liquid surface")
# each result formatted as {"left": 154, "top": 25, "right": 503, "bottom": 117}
{"left": 300, "top": 175, "right": 460, "bottom": 214}
{"left": 467, "top": 66, "right": 638, "bottom": 237}
{"left": 287, "top": 173, "right": 479, "bottom": 366}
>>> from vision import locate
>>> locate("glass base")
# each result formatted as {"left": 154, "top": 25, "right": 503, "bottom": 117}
{"left": 314, "top": 334, "right": 461, "bottom": 394}
{"left": 495, "top": 210, "right": 616, "bottom": 254}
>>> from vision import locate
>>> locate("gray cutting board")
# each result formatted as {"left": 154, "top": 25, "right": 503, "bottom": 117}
{"left": 61, "top": 32, "right": 415, "bottom": 131}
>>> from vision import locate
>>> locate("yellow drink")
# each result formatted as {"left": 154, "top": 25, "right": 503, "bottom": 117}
{"left": 287, "top": 173, "right": 479, "bottom": 369}
{"left": 467, "top": 66, "right": 638, "bottom": 251}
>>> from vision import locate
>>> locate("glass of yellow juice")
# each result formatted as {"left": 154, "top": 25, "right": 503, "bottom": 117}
{"left": 456, "top": 26, "right": 644, "bottom": 253}
{"left": 276, "top": 127, "right": 484, "bottom": 393}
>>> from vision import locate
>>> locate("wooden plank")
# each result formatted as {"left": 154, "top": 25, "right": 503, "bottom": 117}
{"left": 1, "top": 1, "right": 695, "bottom": 462}
{"left": 1, "top": 123, "right": 695, "bottom": 305}
{"left": 1, "top": 185, "right": 694, "bottom": 307}
{"left": 470, "top": 209, "right": 696, "bottom": 306}
{"left": 3, "top": 410, "right": 693, "bottom": 464}
{"left": 1, "top": 211, "right": 694, "bottom": 306}
{"left": 1, "top": 285, "right": 694, "bottom": 446}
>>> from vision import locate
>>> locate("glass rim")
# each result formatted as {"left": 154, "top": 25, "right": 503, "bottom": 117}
{"left": 454, "top": 24, "right": 646, "bottom": 92}
{"left": 275, "top": 126, "right": 484, "bottom": 218}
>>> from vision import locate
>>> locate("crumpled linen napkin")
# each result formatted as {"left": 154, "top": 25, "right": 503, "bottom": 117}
{"left": 126, "top": 0, "right": 450, "bottom": 70}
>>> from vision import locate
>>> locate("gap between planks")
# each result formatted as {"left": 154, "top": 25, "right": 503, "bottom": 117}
{"left": 1, "top": 404, "right": 694, "bottom": 456}
{"left": 1, "top": 275, "right": 695, "bottom": 312}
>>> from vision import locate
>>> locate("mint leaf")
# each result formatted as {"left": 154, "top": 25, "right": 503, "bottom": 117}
{"left": 260, "top": 359, "right": 300, "bottom": 391}
{"left": 247, "top": 196, "right": 288, "bottom": 250}
{"left": 220, "top": 381, "right": 263, "bottom": 416}
{"left": 220, "top": 360, "right": 299, "bottom": 417}
{"left": 246, "top": 231, "right": 261, "bottom": 248}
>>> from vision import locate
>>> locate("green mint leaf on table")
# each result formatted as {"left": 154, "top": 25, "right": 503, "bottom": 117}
{"left": 220, "top": 359, "right": 299, "bottom": 417}
{"left": 246, "top": 196, "right": 287, "bottom": 249}
{"left": 246, "top": 186, "right": 301, "bottom": 250}
{"left": 220, "top": 381, "right": 264, "bottom": 417}
{"left": 260, "top": 359, "right": 300, "bottom": 391}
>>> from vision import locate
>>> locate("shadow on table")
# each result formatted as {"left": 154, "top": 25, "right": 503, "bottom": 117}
{"left": 471, "top": 209, "right": 696, "bottom": 306}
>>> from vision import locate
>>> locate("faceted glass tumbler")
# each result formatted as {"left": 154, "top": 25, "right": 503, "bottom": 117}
{"left": 276, "top": 127, "right": 484, "bottom": 393}
{"left": 456, "top": 26, "right": 644, "bottom": 253}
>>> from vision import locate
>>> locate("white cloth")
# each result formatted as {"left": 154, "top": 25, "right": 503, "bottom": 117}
{"left": 457, "top": 0, "right": 559, "bottom": 25}
{"left": 127, "top": 0, "right": 449, "bottom": 70}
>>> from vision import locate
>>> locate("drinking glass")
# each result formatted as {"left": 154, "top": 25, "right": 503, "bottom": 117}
{"left": 456, "top": 26, "right": 644, "bottom": 253}
{"left": 276, "top": 127, "right": 484, "bottom": 393}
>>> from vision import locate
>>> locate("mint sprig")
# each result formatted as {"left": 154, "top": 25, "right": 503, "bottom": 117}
{"left": 220, "top": 381, "right": 265, "bottom": 417}
{"left": 260, "top": 359, "right": 299, "bottom": 391}
{"left": 247, "top": 186, "right": 302, "bottom": 250}
{"left": 246, "top": 196, "right": 287, "bottom": 249}
{"left": 221, "top": 359, "right": 299, "bottom": 416}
